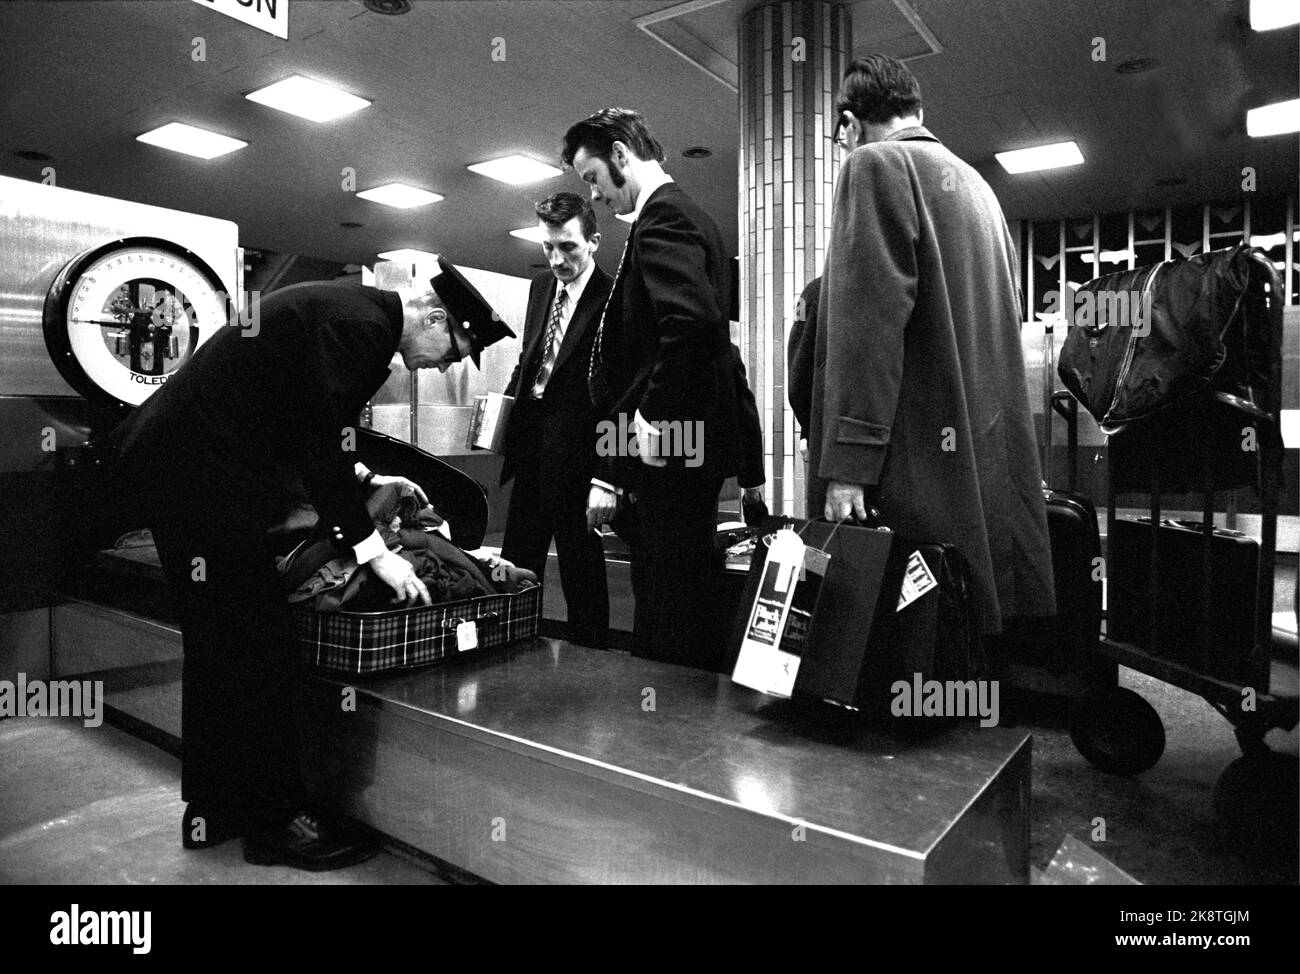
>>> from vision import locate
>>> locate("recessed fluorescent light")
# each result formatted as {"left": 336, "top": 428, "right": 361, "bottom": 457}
{"left": 995, "top": 141, "right": 1084, "bottom": 174}
{"left": 467, "top": 155, "right": 563, "bottom": 185}
{"left": 246, "top": 75, "right": 371, "bottom": 122}
{"left": 357, "top": 183, "right": 443, "bottom": 208}
{"left": 136, "top": 122, "right": 247, "bottom": 159}
{"left": 509, "top": 226, "right": 549, "bottom": 243}
{"left": 1080, "top": 249, "right": 1134, "bottom": 265}
{"left": 1247, "top": 99, "right": 1300, "bottom": 137}
{"left": 1250, "top": 232, "right": 1287, "bottom": 249}
{"left": 1251, "top": 0, "right": 1300, "bottom": 30}
{"left": 378, "top": 248, "right": 439, "bottom": 265}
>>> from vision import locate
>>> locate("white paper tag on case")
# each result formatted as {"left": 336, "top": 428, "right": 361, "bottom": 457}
{"left": 456, "top": 620, "right": 478, "bottom": 652}
{"left": 897, "top": 550, "right": 939, "bottom": 611}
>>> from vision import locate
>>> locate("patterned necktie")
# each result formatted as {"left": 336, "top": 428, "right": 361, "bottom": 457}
{"left": 588, "top": 230, "right": 632, "bottom": 411}
{"left": 530, "top": 285, "right": 566, "bottom": 399}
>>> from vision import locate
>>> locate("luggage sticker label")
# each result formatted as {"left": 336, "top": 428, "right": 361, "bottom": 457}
{"left": 733, "top": 529, "right": 807, "bottom": 696}
{"left": 897, "top": 550, "right": 938, "bottom": 611}
{"left": 456, "top": 620, "right": 479, "bottom": 652}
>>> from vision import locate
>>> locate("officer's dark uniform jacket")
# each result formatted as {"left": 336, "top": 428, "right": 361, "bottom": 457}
{"left": 117, "top": 282, "right": 402, "bottom": 544}
{"left": 111, "top": 282, "right": 406, "bottom": 817}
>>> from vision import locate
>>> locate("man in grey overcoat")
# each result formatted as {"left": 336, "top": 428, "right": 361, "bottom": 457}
{"left": 811, "top": 54, "right": 1056, "bottom": 639}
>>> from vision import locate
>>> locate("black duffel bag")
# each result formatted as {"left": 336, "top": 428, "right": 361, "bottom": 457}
{"left": 1057, "top": 245, "right": 1280, "bottom": 434}
{"left": 1057, "top": 245, "right": 1283, "bottom": 492}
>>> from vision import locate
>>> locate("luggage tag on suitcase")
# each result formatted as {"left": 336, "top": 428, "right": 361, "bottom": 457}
{"left": 732, "top": 528, "right": 830, "bottom": 697}
{"left": 456, "top": 620, "right": 478, "bottom": 652}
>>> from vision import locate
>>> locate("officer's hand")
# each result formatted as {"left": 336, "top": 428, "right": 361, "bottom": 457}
{"left": 368, "top": 475, "right": 429, "bottom": 507}
{"left": 586, "top": 486, "right": 618, "bottom": 534}
{"left": 824, "top": 481, "right": 869, "bottom": 523}
{"left": 370, "top": 549, "right": 432, "bottom": 606}
{"left": 799, "top": 437, "right": 808, "bottom": 462}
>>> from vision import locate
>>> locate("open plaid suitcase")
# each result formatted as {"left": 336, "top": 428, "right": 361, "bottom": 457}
{"left": 288, "top": 428, "right": 542, "bottom": 675}
{"left": 293, "top": 584, "right": 541, "bottom": 675}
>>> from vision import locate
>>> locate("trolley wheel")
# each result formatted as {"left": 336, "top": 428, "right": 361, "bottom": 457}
{"left": 1069, "top": 686, "right": 1165, "bottom": 774}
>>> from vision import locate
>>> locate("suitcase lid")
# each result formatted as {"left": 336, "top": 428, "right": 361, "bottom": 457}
{"left": 353, "top": 427, "right": 489, "bottom": 550}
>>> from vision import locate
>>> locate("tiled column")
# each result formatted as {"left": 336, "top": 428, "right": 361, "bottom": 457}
{"left": 739, "top": 0, "right": 850, "bottom": 516}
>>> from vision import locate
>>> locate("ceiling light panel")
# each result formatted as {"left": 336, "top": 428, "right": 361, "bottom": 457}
{"left": 995, "top": 141, "right": 1085, "bottom": 174}
{"left": 357, "top": 184, "right": 444, "bottom": 208}
{"left": 1246, "top": 99, "right": 1300, "bottom": 137}
{"left": 246, "top": 76, "right": 371, "bottom": 122}
{"left": 467, "top": 155, "right": 563, "bottom": 185}
{"left": 378, "top": 248, "right": 440, "bottom": 264}
{"left": 509, "top": 226, "right": 549, "bottom": 243}
{"left": 1251, "top": 0, "right": 1300, "bottom": 30}
{"left": 136, "top": 123, "right": 247, "bottom": 159}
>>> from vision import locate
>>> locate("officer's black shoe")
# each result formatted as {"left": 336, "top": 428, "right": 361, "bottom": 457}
{"left": 182, "top": 803, "right": 246, "bottom": 850}
{"left": 242, "top": 811, "right": 377, "bottom": 872}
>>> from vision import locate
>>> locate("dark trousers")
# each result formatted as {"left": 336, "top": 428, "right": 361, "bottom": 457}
{"left": 147, "top": 488, "right": 305, "bottom": 822}
{"left": 501, "top": 470, "right": 610, "bottom": 650}
{"left": 618, "top": 472, "right": 724, "bottom": 669}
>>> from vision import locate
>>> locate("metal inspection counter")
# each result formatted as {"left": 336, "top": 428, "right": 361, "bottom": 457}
{"left": 300, "top": 636, "right": 1031, "bottom": 884}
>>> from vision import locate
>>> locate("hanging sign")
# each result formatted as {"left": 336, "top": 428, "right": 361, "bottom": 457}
{"left": 190, "top": 0, "right": 288, "bottom": 40}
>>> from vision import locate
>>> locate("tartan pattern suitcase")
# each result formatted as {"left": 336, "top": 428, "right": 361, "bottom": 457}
{"left": 293, "top": 581, "right": 542, "bottom": 676}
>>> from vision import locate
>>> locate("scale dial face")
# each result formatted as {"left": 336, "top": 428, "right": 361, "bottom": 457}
{"left": 46, "top": 239, "right": 229, "bottom": 407}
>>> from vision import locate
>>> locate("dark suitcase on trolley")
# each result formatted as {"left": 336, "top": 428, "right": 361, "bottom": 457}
{"left": 1045, "top": 489, "right": 1103, "bottom": 661}
{"left": 999, "top": 489, "right": 1102, "bottom": 675}
{"left": 1108, "top": 517, "right": 1259, "bottom": 682}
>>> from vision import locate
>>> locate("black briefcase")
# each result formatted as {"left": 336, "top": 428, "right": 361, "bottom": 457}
{"left": 1108, "top": 517, "right": 1259, "bottom": 682}
{"left": 843, "top": 541, "right": 982, "bottom": 715}
{"left": 727, "top": 517, "right": 980, "bottom": 713}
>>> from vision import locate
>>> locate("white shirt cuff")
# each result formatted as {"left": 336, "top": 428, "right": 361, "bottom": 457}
{"left": 352, "top": 530, "right": 387, "bottom": 564}
{"left": 590, "top": 479, "right": 623, "bottom": 496}
{"left": 633, "top": 409, "right": 661, "bottom": 436}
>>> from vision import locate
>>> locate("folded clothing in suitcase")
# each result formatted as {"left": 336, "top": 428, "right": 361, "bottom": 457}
{"left": 1108, "top": 517, "right": 1259, "bottom": 682}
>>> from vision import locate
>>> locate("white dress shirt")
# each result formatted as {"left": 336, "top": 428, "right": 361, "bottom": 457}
{"left": 534, "top": 259, "right": 596, "bottom": 398}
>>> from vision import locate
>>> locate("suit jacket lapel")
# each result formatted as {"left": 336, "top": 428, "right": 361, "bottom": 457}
{"left": 519, "top": 277, "right": 558, "bottom": 380}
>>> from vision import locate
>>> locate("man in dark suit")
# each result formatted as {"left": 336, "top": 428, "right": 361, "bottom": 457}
{"left": 731, "top": 344, "right": 768, "bottom": 526}
{"left": 563, "top": 107, "right": 740, "bottom": 668}
{"left": 113, "top": 261, "right": 512, "bottom": 871}
{"left": 500, "top": 192, "right": 612, "bottom": 649}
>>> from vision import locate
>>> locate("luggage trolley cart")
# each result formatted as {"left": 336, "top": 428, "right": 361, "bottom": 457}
{"left": 1052, "top": 247, "right": 1298, "bottom": 777}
